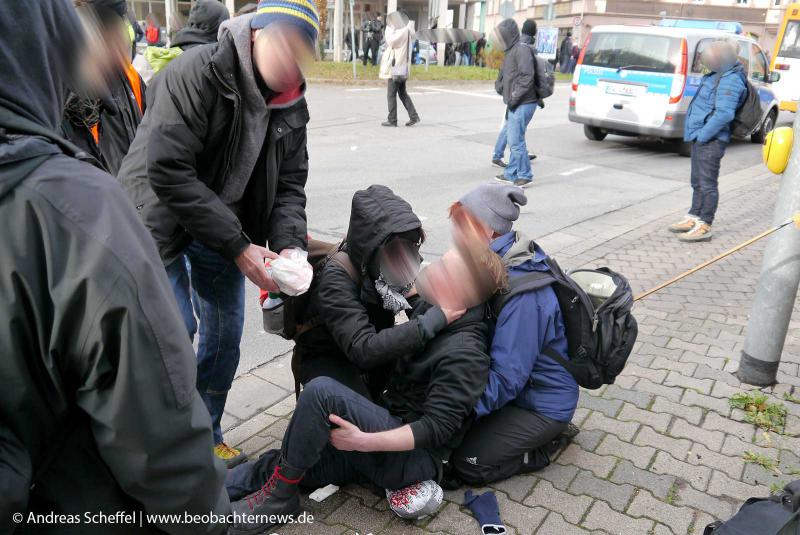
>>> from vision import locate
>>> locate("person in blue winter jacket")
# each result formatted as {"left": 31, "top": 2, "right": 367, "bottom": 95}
{"left": 447, "top": 183, "right": 579, "bottom": 486}
{"left": 668, "top": 37, "right": 747, "bottom": 243}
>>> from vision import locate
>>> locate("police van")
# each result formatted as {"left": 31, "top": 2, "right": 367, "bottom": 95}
{"left": 568, "top": 20, "right": 781, "bottom": 155}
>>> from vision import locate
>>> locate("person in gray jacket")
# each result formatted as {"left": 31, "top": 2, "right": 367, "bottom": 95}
{"left": 493, "top": 18, "right": 538, "bottom": 188}
{"left": 0, "top": 1, "right": 228, "bottom": 533}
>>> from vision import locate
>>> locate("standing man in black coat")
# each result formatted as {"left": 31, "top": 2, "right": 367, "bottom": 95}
{"left": 118, "top": 0, "right": 318, "bottom": 469}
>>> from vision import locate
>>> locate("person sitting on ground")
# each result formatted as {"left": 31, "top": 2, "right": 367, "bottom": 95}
{"left": 224, "top": 234, "right": 507, "bottom": 535}
{"left": 668, "top": 37, "right": 747, "bottom": 243}
{"left": 446, "top": 183, "right": 580, "bottom": 487}
{"left": 293, "top": 184, "right": 463, "bottom": 401}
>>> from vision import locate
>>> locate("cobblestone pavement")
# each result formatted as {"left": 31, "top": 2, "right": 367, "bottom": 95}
{"left": 221, "top": 163, "right": 800, "bottom": 535}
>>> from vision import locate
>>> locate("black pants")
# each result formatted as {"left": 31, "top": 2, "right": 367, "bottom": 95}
{"left": 450, "top": 404, "right": 565, "bottom": 486}
{"left": 689, "top": 139, "right": 727, "bottom": 225}
{"left": 225, "top": 377, "right": 440, "bottom": 499}
{"left": 387, "top": 79, "right": 419, "bottom": 124}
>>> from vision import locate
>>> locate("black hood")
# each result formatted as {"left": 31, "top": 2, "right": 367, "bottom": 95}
{"left": 496, "top": 19, "right": 520, "bottom": 52}
{"left": 0, "top": 0, "right": 84, "bottom": 132}
{"left": 172, "top": 0, "right": 230, "bottom": 49}
{"left": 343, "top": 185, "right": 422, "bottom": 269}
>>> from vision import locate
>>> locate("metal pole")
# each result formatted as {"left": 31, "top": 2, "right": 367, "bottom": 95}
{"left": 334, "top": 0, "right": 343, "bottom": 62}
{"left": 349, "top": 0, "right": 357, "bottom": 78}
{"left": 738, "top": 113, "right": 800, "bottom": 386}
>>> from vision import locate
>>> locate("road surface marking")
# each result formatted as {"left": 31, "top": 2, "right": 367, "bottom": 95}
{"left": 424, "top": 87, "right": 502, "bottom": 100}
{"left": 560, "top": 165, "right": 596, "bottom": 176}
{"left": 345, "top": 87, "right": 382, "bottom": 92}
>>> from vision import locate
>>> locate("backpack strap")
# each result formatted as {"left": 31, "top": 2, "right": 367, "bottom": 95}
{"left": 491, "top": 271, "right": 555, "bottom": 317}
{"left": 329, "top": 251, "right": 360, "bottom": 283}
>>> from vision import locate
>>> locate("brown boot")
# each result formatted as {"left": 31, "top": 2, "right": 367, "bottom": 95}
{"left": 679, "top": 221, "right": 713, "bottom": 242}
{"left": 668, "top": 215, "right": 698, "bottom": 233}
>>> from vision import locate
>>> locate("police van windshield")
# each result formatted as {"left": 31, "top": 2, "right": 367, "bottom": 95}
{"left": 582, "top": 32, "right": 681, "bottom": 74}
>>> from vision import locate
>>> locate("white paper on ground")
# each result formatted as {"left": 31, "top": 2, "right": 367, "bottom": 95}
{"left": 309, "top": 484, "right": 340, "bottom": 502}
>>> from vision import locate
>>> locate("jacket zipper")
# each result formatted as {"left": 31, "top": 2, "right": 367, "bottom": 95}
{"left": 209, "top": 63, "right": 241, "bottom": 180}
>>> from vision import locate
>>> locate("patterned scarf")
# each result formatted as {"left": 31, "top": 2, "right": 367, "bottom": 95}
{"left": 374, "top": 273, "right": 412, "bottom": 313}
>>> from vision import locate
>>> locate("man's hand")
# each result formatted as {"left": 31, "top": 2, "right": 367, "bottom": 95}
{"left": 329, "top": 414, "right": 371, "bottom": 452}
{"left": 234, "top": 244, "right": 279, "bottom": 291}
{"left": 441, "top": 307, "right": 466, "bottom": 324}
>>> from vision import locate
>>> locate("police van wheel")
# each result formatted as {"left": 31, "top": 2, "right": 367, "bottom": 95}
{"left": 751, "top": 109, "right": 777, "bottom": 145}
{"left": 584, "top": 125, "right": 607, "bottom": 141}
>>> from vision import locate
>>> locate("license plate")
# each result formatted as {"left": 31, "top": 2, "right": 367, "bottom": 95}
{"left": 605, "top": 84, "right": 642, "bottom": 97}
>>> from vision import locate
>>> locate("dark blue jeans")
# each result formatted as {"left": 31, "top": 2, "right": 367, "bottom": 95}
{"left": 689, "top": 139, "right": 727, "bottom": 225}
{"left": 225, "top": 377, "right": 440, "bottom": 499}
{"left": 505, "top": 103, "right": 536, "bottom": 182}
{"left": 166, "top": 240, "right": 245, "bottom": 444}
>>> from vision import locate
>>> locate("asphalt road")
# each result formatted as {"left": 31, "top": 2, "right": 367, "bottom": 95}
{"left": 236, "top": 81, "right": 795, "bottom": 374}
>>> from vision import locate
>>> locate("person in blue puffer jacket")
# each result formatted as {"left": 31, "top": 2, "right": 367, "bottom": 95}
{"left": 448, "top": 183, "right": 579, "bottom": 486}
{"left": 669, "top": 37, "right": 747, "bottom": 243}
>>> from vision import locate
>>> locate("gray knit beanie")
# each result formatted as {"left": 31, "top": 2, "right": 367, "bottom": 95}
{"left": 459, "top": 183, "right": 528, "bottom": 235}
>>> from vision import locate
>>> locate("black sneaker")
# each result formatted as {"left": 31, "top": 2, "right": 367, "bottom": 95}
{"left": 513, "top": 178, "right": 532, "bottom": 188}
{"left": 546, "top": 422, "right": 580, "bottom": 457}
{"left": 381, "top": 121, "right": 397, "bottom": 127}
{"left": 492, "top": 159, "right": 507, "bottom": 168}
{"left": 528, "top": 154, "right": 537, "bottom": 161}
{"left": 229, "top": 460, "right": 304, "bottom": 535}
{"left": 406, "top": 118, "right": 420, "bottom": 126}
{"left": 494, "top": 174, "right": 511, "bottom": 184}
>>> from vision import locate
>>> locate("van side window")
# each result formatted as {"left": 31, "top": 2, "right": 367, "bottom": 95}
{"left": 750, "top": 44, "right": 767, "bottom": 81}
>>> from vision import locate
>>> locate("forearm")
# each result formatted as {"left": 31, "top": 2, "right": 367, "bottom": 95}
{"left": 362, "top": 424, "right": 416, "bottom": 452}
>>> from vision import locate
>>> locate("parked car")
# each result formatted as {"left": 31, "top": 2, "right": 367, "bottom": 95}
{"left": 568, "top": 23, "right": 781, "bottom": 155}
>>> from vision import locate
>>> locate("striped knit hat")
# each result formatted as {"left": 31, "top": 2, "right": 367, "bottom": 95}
{"left": 251, "top": 0, "right": 320, "bottom": 45}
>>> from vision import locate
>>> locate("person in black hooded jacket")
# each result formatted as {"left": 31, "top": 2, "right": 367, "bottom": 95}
{"left": 0, "top": 1, "right": 228, "bottom": 533}
{"left": 172, "top": 0, "right": 231, "bottom": 50}
{"left": 61, "top": 0, "right": 145, "bottom": 177}
{"left": 294, "top": 185, "right": 462, "bottom": 400}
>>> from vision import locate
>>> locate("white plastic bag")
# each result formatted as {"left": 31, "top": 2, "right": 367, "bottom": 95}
{"left": 266, "top": 248, "right": 313, "bottom": 296}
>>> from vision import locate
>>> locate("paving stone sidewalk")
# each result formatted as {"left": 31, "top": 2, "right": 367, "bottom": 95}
{"left": 221, "top": 165, "right": 800, "bottom": 535}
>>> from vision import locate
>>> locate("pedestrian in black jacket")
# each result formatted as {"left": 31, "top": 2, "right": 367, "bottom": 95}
{"left": 61, "top": 0, "right": 146, "bottom": 176}
{"left": 295, "top": 185, "right": 462, "bottom": 400}
{"left": 117, "top": 0, "right": 318, "bottom": 468}
{"left": 0, "top": 1, "right": 228, "bottom": 533}
{"left": 224, "top": 254, "right": 506, "bottom": 534}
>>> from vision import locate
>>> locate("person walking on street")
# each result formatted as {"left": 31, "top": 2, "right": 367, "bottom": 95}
{"left": 0, "top": 2, "right": 229, "bottom": 532}
{"left": 118, "top": 0, "right": 317, "bottom": 469}
{"left": 494, "top": 18, "right": 539, "bottom": 188}
{"left": 559, "top": 31, "right": 573, "bottom": 73}
{"left": 667, "top": 38, "right": 747, "bottom": 242}
{"left": 380, "top": 11, "right": 420, "bottom": 127}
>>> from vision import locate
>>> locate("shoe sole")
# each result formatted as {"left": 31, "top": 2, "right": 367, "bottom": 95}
{"left": 223, "top": 453, "right": 249, "bottom": 469}
{"left": 679, "top": 235, "right": 712, "bottom": 242}
{"left": 494, "top": 176, "right": 511, "bottom": 183}
{"left": 668, "top": 228, "right": 694, "bottom": 233}
{"left": 514, "top": 181, "right": 533, "bottom": 189}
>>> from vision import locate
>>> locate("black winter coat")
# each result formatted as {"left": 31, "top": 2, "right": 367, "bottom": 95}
{"left": 297, "top": 185, "right": 447, "bottom": 393}
{"left": 381, "top": 301, "right": 491, "bottom": 462}
{"left": 118, "top": 34, "right": 309, "bottom": 266}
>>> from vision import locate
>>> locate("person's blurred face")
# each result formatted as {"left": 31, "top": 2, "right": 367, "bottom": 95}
{"left": 378, "top": 237, "right": 421, "bottom": 288}
{"left": 252, "top": 25, "right": 315, "bottom": 92}
{"left": 74, "top": 8, "right": 127, "bottom": 96}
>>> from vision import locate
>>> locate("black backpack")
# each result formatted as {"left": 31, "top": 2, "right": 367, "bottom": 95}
{"left": 704, "top": 480, "right": 800, "bottom": 535}
{"left": 527, "top": 45, "right": 555, "bottom": 100}
{"left": 491, "top": 253, "right": 637, "bottom": 390}
{"left": 708, "top": 72, "right": 763, "bottom": 138}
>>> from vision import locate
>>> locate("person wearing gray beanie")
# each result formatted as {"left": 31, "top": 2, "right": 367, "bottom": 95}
{"left": 458, "top": 183, "right": 528, "bottom": 236}
{"left": 446, "top": 182, "right": 580, "bottom": 488}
